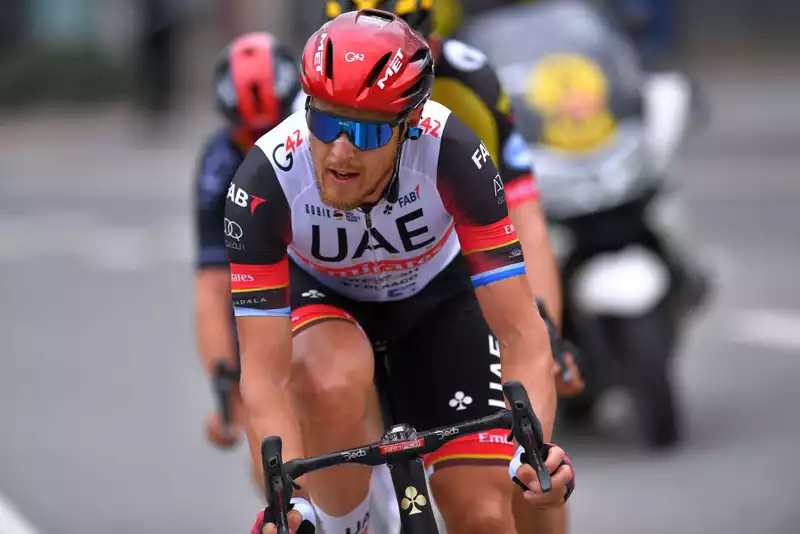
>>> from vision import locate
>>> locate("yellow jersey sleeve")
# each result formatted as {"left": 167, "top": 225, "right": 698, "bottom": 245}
{"left": 432, "top": 39, "right": 536, "bottom": 192}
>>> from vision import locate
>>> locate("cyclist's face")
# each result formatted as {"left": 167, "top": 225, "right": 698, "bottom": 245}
{"left": 309, "top": 99, "right": 401, "bottom": 211}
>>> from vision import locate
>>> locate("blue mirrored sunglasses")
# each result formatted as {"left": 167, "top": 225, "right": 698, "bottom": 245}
{"left": 305, "top": 99, "right": 403, "bottom": 151}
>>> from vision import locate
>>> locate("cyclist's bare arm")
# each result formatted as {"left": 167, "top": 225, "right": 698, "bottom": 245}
{"left": 436, "top": 116, "right": 556, "bottom": 440}
{"left": 193, "top": 134, "right": 241, "bottom": 372}
{"left": 474, "top": 277, "right": 556, "bottom": 440}
{"left": 224, "top": 147, "right": 306, "bottom": 479}
{"left": 435, "top": 46, "right": 563, "bottom": 328}
{"left": 236, "top": 315, "right": 301, "bottom": 475}
{"left": 194, "top": 270, "right": 238, "bottom": 372}
{"left": 508, "top": 198, "right": 563, "bottom": 330}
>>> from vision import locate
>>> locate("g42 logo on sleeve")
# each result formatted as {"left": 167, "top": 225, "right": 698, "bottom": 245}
{"left": 272, "top": 129, "right": 303, "bottom": 172}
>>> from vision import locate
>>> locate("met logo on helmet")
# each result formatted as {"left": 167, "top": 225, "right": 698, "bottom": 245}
{"left": 314, "top": 33, "right": 328, "bottom": 74}
{"left": 398, "top": 184, "right": 421, "bottom": 208}
{"left": 377, "top": 48, "right": 404, "bottom": 89}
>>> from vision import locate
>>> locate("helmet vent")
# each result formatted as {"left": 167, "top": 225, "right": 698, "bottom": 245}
{"left": 359, "top": 9, "right": 395, "bottom": 22}
{"left": 325, "top": 40, "right": 335, "bottom": 79}
{"left": 401, "top": 51, "right": 433, "bottom": 104}
{"left": 409, "top": 48, "right": 429, "bottom": 65}
{"left": 364, "top": 51, "right": 393, "bottom": 88}
{"left": 249, "top": 83, "right": 263, "bottom": 113}
{"left": 401, "top": 77, "right": 425, "bottom": 99}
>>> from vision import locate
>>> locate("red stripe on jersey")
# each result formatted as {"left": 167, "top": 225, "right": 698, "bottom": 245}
{"left": 230, "top": 260, "right": 289, "bottom": 292}
{"left": 423, "top": 429, "right": 515, "bottom": 472}
{"left": 457, "top": 216, "right": 519, "bottom": 256}
{"left": 291, "top": 304, "right": 361, "bottom": 333}
{"left": 506, "top": 174, "right": 539, "bottom": 208}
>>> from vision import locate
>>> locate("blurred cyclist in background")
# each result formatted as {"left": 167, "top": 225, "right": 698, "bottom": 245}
{"left": 194, "top": 31, "right": 300, "bottom": 452}
{"left": 323, "top": 0, "right": 583, "bottom": 396}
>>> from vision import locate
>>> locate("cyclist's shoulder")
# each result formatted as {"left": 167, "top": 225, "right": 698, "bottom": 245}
{"left": 238, "top": 111, "right": 313, "bottom": 199}
{"left": 435, "top": 39, "right": 500, "bottom": 91}
{"left": 198, "top": 127, "right": 242, "bottom": 168}
{"left": 432, "top": 39, "right": 506, "bottom": 152}
{"left": 409, "top": 101, "right": 484, "bottom": 175}
{"left": 421, "top": 100, "right": 477, "bottom": 147}
{"left": 195, "top": 127, "right": 242, "bottom": 205}
{"left": 400, "top": 100, "right": 453, "bottom": 166}
{"left": 252, "top": 110, "right": 309, "bottom": 156}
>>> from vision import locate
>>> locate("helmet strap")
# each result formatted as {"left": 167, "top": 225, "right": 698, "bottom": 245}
{"left": 384, "top": 140, "right": 403, "bottom": 204}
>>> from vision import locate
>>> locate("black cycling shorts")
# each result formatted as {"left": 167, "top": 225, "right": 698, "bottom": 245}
{"left": 288, "top": 255, "right": 515, "bottom": 473}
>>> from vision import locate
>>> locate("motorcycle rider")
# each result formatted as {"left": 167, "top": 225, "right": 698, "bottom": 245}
{"left": 194, "top": 31, "right": 300, "bottom": 452}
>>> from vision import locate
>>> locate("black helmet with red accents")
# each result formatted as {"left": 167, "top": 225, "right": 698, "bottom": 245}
{"left": 214, "top": 32, "right": 300, "bottom": 130}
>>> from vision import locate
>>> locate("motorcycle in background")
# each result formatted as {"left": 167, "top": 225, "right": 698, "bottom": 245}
{"left": 459, "top": 0, "right": 710, "bottom": 447}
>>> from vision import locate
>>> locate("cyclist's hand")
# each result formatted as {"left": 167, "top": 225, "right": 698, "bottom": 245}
{"left": 205, "top": 383, "right": 245, "bottom": 448}
{"left": 515, "top": 444, "right": 574, "bottom": 509}
{"left": 555, "top": 351, "right": 585, "bottom": 397}
{"left": 251, "top": 509, "right": 304, "bottom": 534}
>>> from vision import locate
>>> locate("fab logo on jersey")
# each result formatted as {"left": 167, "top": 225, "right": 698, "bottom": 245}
{"left": 398, "top": 185, "right": 422, "bottom": 208}
{"left": 227, "top": 183, "right": 266, "bottom": 215}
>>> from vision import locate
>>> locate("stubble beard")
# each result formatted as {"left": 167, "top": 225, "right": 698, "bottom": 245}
{"left": 315, "top": 159, "right": 396, "bottom": 211}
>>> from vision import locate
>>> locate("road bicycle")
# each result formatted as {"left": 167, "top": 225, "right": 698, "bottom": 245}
{"left": 258, "top": 380, "right": 552, "bottom": 533}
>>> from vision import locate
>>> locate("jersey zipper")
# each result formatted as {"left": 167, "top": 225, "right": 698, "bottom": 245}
{"left": 361, "top": 206, "right": 382, "bottom": 295}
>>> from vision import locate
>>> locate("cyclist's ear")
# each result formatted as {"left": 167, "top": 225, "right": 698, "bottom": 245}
{"left": 406, "top": 105, "right": 424, "bottom": 127}
{"left": 403, "top": 105, "right": 425, "bottom": 140}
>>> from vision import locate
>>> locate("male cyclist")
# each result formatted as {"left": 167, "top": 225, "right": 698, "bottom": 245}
{"left": 322, "top": 0, "right": 582, "bottom": 395}
{"left": 229, "top": 10, "right": 574, "bottom": 534}
{"left": 194, "top": 31, "right": 299, "bottom": 451}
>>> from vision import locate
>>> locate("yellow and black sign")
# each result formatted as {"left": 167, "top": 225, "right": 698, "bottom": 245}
{"left": 526, "top": 53, "right": 616, "bottom": 152}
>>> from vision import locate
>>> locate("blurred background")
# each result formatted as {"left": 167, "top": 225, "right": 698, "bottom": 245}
{"left": 1, "top": 0, "right": 800, "bottom": 533}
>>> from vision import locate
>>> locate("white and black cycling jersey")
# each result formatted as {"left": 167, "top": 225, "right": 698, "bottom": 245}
{"left": 225, "top": 100, "right": 529, "bottom": 316}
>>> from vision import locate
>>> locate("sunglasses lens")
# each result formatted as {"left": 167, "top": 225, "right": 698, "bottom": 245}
{"left": 306, "top": 109, "right": 395, "bottom": 150}
{"left": 306, "top": 109, "right": 343, "bottom": 143}
{"left": 350, "top": 121, "right": 394, "bottom": 150}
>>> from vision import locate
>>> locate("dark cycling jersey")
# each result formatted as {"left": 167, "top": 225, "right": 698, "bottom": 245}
{"left": 431, "top": 38, "right": 535, "bottom": 189}
{"left": 225, "top": 100, "right": 531, "bottom": 313}
{"left": 194, "top": 128, "right": 245, "bottom": 269}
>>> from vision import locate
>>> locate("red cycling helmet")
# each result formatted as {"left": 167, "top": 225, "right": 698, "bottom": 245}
{"left": 300, "top": 9, "right": 434, "bottom": 116}
{"left": 214, "top": 32, "right": 300, "bottom": 130}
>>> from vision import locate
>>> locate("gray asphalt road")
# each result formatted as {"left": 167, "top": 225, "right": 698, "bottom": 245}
{"left": 2, "top": 64, "right": 800, "bottom": 534}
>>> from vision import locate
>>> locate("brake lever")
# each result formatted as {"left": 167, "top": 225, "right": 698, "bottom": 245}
{"left": 261, "top": 436, "right": 294, "bottom": 534}
{"left": 535, "top": 299, "right": 572, "bottom": 382}
{"left": 213, "top": 361, "right": 238, "bottom": 428}
{"left": 502, "top": 381, "right": 552, "bottom": 493}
